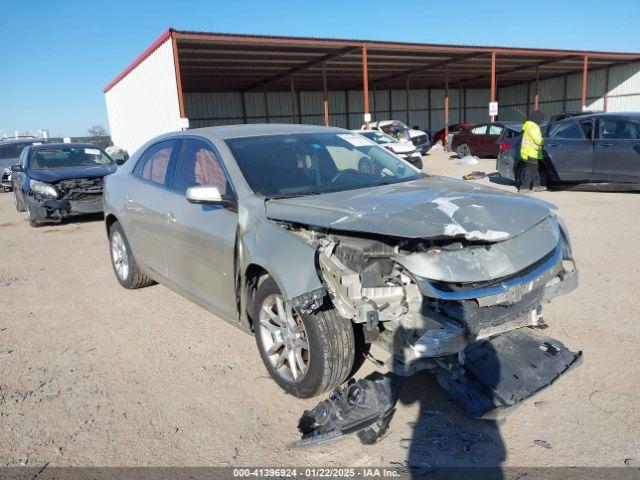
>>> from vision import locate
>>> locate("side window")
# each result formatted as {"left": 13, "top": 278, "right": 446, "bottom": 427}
{"left": 548, "top": 121, "right": 585, "bottom": 140}
{"left": 173, "top": 139, "right": 230, "bottom": 195}
{"left": 135, "top": 140, "right": 175, "bottom": 186}
{"left": 471, "top": 125, "right": 487, "bottom": 135}
{"left": 488, "top": 125, "right": 503, "bottom": 136}
{"left": 580, "top": 120, "right": 594, "bottom": 140}
{"left": 599, "top": 119, "right": 640, "bottom": 140}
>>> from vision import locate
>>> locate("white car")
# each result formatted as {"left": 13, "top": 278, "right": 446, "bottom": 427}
{"left": 352, "top": 130, "right": 423, "bottom": 169}
{"left": 364, "top": 120, "right": 431, "bottom": 154}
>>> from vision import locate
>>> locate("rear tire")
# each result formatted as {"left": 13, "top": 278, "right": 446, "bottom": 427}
{"left": 253, "top": 277, "right": 355, "bottom": 398}
{"left": 25, "top": 205, "right": 41, "bottom": 228}
{"left": 457, "top": 143, "right": 471, "bottom": 158}
{"left": 108, "top": 221, "right": 155, "bottom": 289}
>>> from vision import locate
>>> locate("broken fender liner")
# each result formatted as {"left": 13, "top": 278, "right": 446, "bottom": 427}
{"left": 294, "top": 372, "right": 397, "bottom": 447}
{"left": 435, "top": 328, "right": 582, "bottom": 418}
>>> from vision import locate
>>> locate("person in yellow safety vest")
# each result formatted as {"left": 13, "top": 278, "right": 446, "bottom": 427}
{"left": 519, "top": 110, "right": 545, "bottom": 192}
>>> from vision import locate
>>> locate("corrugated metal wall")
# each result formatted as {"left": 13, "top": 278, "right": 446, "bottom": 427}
{"left": 498, "top": 61, "right": 640, "bottom": 122}
{"left": 104, "top": 38, "right": 183, "bottom": 154}
{"left": 184, "top": 88, "right": 491, "bottom": 132}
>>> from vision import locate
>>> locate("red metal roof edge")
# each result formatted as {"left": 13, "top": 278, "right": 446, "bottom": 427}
{"left": 103, "top": 28, "right": 173, "bottom": 93}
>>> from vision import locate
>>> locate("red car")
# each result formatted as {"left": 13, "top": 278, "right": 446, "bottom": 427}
{"left": 451, "top": 121, "right": 521, "bottom": 158}
{"left": 433, "top": 122, "right": 472, "bottom": 147}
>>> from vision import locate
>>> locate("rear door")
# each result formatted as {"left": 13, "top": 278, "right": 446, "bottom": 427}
{"left": 463, "top": 124, "right": 487, "bottom": 155}
{"left": 485, "top": 124, "right": 505, "bottom": 157}
{"left": 544, "top": 120, "right": 593, "bottom": 182}
{"left": 124, "top": 139, "right": 179, "bottom": 278}
{"left": 163, "top": 138, "right": 239, "bottom": 321}
{"left": 593, "top": 117, "right": 640, "bottom": 182}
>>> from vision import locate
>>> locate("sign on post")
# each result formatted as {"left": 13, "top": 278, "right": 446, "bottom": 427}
{"left": 489, "top": 101, "right": 499, "bottom": 117}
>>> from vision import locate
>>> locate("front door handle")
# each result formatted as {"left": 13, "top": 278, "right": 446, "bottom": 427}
{"left": 547, "top": 143, "right": 559, "bottom": 147}
{"left": 598, "top": 143, "right": 613, "bottom": 147}
{"left": 164, "top": 212, "right": 176, "bottom": 224}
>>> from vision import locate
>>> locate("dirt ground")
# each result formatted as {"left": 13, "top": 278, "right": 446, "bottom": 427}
{"left": 1, "top": 150, "right": 639, "bottom": 470}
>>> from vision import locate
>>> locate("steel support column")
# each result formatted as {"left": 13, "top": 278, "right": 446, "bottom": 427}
{"left": 322, "top": 63, "right": 329, "bottom": 126}
{"left": 345, "top": 90, "right": 350, "bottom": 129}
{"left": 290, "top": 75, "right": 298, "bottom": 123}
{"left": 427, "top": 88, "right": 432, "bottom": 130}
{"left": 405, "top": 75, "right": 411, "bottom": 126}
{"left": 458, "top": 84, "right": 462, "bottom": 125}
{"left": 581, "top": 55, "right": 589, "bottom": 110}
{"left": 534, "top": 65, "right": 540, "bottom": 111}
{"left": 263, "top": 85, "right": 270, "bottom": 123}
{"left": 562, "top": 75, "right": 568, "bottom": 113}
{"left": 462, "top": 87, "right": 466, "bottom": 123}
{"left": 490, "top": 50, "right": 496, "bottom": 122}
{"left": 604, "top": 65, "right": 610, "bottom": 112}
{"left": 240, "top": 91, "right": 247, "bottom": 124}
{"left": 526, "top": 81, "right": 531, "bottom": 118}
{"left": 444, "top": 64, "right": 450, "bottom": 144}
{"left": 362, "top": 44, "right": 370, "bottom": 129}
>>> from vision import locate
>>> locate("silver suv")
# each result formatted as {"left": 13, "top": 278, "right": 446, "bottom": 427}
{"left": 104, "top": 124, "right": 578, "bottom": 398}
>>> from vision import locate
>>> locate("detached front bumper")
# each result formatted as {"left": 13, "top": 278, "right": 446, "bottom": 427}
{"left": 26, "top": 195, "right": 103, "bottom": 222}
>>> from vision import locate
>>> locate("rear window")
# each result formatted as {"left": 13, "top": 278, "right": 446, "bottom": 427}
{"left": 30, "top": 146, "right": 113, "bottom": 169}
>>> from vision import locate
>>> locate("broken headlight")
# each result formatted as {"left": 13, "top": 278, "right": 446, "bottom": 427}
{"left": 30, "top": 179, "right": 59, "bottom": 198}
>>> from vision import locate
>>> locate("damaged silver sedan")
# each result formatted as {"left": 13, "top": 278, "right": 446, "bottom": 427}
{"left": 103, "top": 124, "right": 578, "bottom": 399}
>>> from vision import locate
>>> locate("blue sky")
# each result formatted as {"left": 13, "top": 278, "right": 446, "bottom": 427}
{"left": 1, "top": 0, "right": 638, "bottom": 137}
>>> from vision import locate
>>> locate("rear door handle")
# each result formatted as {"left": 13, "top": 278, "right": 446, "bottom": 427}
{"left": 598, "top": 143, "right": 613, "bottom": 147}
{"left": 164, "top": 212, "right": 176, "bottom": 224}
{"left": 547, "top": 143, "right": 559, "bottom": 147}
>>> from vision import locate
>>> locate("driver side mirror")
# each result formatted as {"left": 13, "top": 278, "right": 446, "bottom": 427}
{"left": 115, "top": 157, "right": 126, "bottom": 166}
{"left": 10, "top": 164, "right": 22, "bottom": 172}
{"left": 412, "top": 125, "right": 420, "bottom": 130}
{"left": 186, "top": 185, "right": 234, "bottom": 208}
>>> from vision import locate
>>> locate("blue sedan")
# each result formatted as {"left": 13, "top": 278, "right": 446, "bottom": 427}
{"left": 11, "top": 142, "right": 119, "bottom": 227}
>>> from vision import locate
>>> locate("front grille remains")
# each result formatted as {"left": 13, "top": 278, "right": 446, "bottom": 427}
{"left": 55, "top": 177, "right": 104, "bottom": 201}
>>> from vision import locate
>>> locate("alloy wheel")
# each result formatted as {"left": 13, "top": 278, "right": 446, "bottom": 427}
{"left": 111, "top": 231, "right": 130, "bottom": 281}
{"left": 458, "top": 144, "right": 471, "bottom": 158}
{"left": 259, "top": 294, "right": 309, "bottom": 382}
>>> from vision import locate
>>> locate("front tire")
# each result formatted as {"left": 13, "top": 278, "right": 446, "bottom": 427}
{"left": 253, "top": 278, "right": 355, "bottom": 398}
{"left": 108, "top": 221, "right": 155, "bottom": 289}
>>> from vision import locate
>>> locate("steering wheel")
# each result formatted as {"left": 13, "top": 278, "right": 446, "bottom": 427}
{"left": 331, "top": 168, "right": 360, "bottom": 183}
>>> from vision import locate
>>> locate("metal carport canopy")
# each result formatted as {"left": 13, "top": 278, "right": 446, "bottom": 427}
{"left": 171, "top": 29, "right": 639, "bottom": 92}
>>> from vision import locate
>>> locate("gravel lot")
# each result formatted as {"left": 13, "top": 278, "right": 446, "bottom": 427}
{"left": 1, "top": 150, "right": 639, "bottom": 469}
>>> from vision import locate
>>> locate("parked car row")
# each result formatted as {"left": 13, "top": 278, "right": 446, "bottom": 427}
{"left": 0, "top": 137, "right": 45, "bottom": 191}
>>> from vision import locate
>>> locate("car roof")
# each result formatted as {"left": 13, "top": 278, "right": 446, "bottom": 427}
{"left": 187, "top": 123, "right": 347, "bottom": 140}
{"left": 30, "top": 142, "right": 100, "bottom": 150}
{"left": 574, "top": 112, "right": 640, "bottom": 121}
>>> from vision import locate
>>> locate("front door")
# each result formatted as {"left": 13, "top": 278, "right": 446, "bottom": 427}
{"left": 485, "top": 124, "right": 504, "bottom": 157}
{"left": 593, "top": 117, "right": 640, "bottom": 182}
{"left": 124, "top": 139, "right": 179, "bottom": 278}
{"left": 163, "top": 138, "right": 238, "bottom": 321}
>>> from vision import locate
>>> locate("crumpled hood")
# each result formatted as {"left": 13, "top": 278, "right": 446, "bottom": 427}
{"left": 266, "top": 176, "right": 554, "bottom": 241}
{"left": 28, "top": 164, "right": 116, "bottom": 182}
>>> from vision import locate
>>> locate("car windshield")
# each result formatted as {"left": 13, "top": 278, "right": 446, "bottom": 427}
{"left": 359, "top": 131, "right": 398, "bottom": 144}
{"left": 226, "top": 132, "right": 422, "bottom": 198}
{"left": 29, "top": 146, "right": 113, "bottom": 169}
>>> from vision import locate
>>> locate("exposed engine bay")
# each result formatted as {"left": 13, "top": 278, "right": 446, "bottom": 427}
{"left": 280, "top": 214, "right": 578, "bottom": 377}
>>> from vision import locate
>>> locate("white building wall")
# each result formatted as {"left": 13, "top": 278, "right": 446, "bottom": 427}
{"left": 104, "top": 38, "right": 182, "bottom": 154}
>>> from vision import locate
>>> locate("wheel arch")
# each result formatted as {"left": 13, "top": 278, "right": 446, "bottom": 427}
{"left": 105, "top": 213, "right": 118, "bottom": 236}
